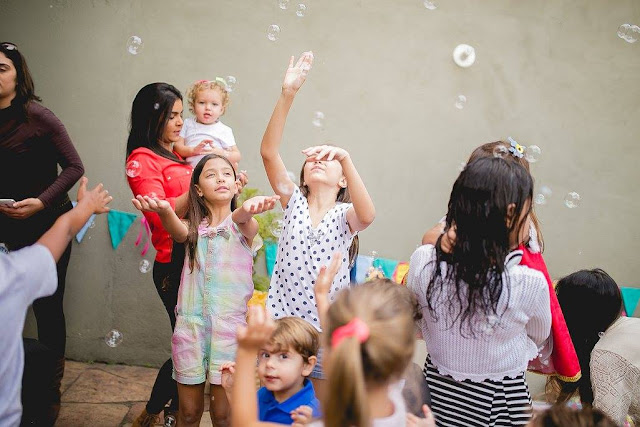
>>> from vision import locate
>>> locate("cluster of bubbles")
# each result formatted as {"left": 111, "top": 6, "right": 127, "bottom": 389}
{"left": 312, "top": 111, "right": 325, "bottom": 127}
{"left": 139, "top": 259, "right": 151, "bottom": 274}
{"left": 268, "top": 0, "right": 308, "bottom": 41}
{"left": 617, "top": 24, "right": 639, "bottom": 44}
{"left": 104, "top": 329, "right": 123, "bottom": 347}
{"left": 126, "top": 36, "right": 143, "bottom": 55}
{"left": 125, "top": 160, "right": 141, "bottom": 178}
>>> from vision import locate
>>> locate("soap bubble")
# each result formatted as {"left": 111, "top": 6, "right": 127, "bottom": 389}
{"left": 453, "top": 44, "right": 476, "bottom": 68}
{"left": 369, "top": 250, "right": 379, "bottom": 261}
{"left": 126, "top": 36, "right": 144, "bottom": 55}
{"left": 525, "top": 145, "right": 542, "bottom": 163}
{"left": 105, "top": 329, "right": 123, "bottom": 347}
{"left": 618, "top": 24, "right": 639, "bottom": 43}
{"left": 225, "top": 76, "right": 237, "bottom": 92}
{"left": 164, "top": 414, "right": 177, "bottom": 427}
{"left": 153, "top": 103, "right": 160, "bottom": 110}
{"left": 534, "top": 193, "right": 547, "bottom": 206}
{"left": 455, "top": 95, "right": 467, "bottom": 110}
{"left": 540, "top": 185, "right": 553, "bottom": 197}
{"left": 312, "top": 111, "right": 325, "bottom": 127}
{"left": 89, "top": 219, "right": 96, "bottom": 229}
{"left": 493, "top": 145, "right": 508, "bottom": 158}
{"left": 267, "top": 24, "right": 281, "bottom": 41}
{"left": 139, "top": 259, "right": 151, "bottom": 273}
{"left": 564, "top": 192, "right": 581, "bottom": 209}
{"left": 125, "top": 160, "right": 141, "bottom": 178}
{"left": 296, "top": 3, "right": 307, "bottom": 17}
{"left": 423, "top": 0, "right": 437, "bottom": 10}
{"left": 272, "top": 219, "right": 284, "bottom": 239}
{"left": 278, "top": 0, "right": 290, "bottom": 9}
{"left": 287, "top": 170, "right": 297, "bottom": 182}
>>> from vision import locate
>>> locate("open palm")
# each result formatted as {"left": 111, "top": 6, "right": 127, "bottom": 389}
{"left": 282, "top": 51, "right": 314, "bottom": 93}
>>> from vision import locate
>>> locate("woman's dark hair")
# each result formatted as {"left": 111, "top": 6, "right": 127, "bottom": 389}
{"left": 547, "top": 269, "right": 622, "bottom": 405}
{"left": 0, "top": 42, "right": 41, "bottom": 118}
{"left": 298, "top": 161, "right": 359, "bottom": 268}
{"left": 530, "top": 404, "right": 617, "bottom": 427}
{"left": 468, "top": 140, "right": 544, "bottom": 251}
{"left": 185, "top": 154, "right": 238, "bottom": 272}
{"left": 426, "top": 157, "right": 533, "bottom": 335}
{"left": 126, "top": 82, "right": 186, "bottom": 163}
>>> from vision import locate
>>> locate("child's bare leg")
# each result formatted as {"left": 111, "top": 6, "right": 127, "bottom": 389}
{"left": 209, "top": 384, "right": 230, "bottom": 427}
{"left": 177, "top": 382, "right": 205, "bottom": 427}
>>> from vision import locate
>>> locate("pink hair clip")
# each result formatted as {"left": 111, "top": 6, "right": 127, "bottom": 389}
{"left": 195, "top": 79, "right": 209, "bottom": 84}
{"left": 331, "top": 317, "right": 370, "bottom": 348}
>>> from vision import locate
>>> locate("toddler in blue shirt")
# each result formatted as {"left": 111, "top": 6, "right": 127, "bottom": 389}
{"left": 221, "top": 316, "right": 320, "bottom": 424}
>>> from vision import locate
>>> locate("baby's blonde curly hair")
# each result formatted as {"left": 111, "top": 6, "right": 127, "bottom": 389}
{"left": 186, "top": 79, "right": 230, "bottom": 115}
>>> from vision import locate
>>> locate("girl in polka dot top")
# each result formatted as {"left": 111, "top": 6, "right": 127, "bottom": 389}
{"left": 260, "top": 51, "right": 376, "bottom": 394}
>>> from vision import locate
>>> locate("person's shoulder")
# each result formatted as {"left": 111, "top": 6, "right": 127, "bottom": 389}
{"left": 216, "top": 120, "right": 233, "bottom": 132}
{"left": 410, "top": 244, "right": 437, "bottom": 263}
{"left": 128, "top": 147, "right": 158, "bottom": 160}
{"left": 510, "top": 263, "right": 547, "bottom": 287}
{"left": 27, "top": 102, "right": 60, "bottom": 125}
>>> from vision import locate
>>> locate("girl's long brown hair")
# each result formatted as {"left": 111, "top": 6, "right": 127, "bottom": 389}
{"left": 324, "top": 280, "right": 418, "bottom": 427}
{"left": 467, "top": 141, "right": 544, "bottom": 251}
{"left": 185, "top": 154, "right": 237, "bottom": 272}
{"left": 299, "top": 162, "right": 359, "bottom": 267}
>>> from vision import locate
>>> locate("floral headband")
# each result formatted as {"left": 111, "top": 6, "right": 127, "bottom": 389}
{"left": 507, "top": 136, "right": 525, "bottom": 158}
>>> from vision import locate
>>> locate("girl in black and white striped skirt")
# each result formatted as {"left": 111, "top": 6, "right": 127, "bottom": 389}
{"left": 407, "top": 157, "right": 552, "bottom": 426}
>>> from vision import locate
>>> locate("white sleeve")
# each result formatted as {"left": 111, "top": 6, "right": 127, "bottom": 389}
{"left": 524, "top": 272, "right": 552, "bottom": 347}
{"left": 407, "top": 246, "right": 435, "bottom": 334}
{"left": 179, "top": 117, "right": 190, "bottom": 138}
{"left": 591, "top": 349, "right": 639, "bottom": 425}
{"left": 2, "top": 244, "right": 57, "bottom": 305}
{"left": 224, "top": 126, "right": 236, "bottom": 147}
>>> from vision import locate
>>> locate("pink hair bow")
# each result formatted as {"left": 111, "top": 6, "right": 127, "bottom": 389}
{"left": 331, "top": 318, "right": 370, "bottom": 348}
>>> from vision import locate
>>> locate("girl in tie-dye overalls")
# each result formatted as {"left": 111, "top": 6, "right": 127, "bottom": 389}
{"left": 131, "top": 153, "right": 279, "bottom": 427}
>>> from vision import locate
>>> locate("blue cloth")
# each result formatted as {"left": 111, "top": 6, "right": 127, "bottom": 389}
{"left": 258, "top": 378, "right": 321, "bottom": 424}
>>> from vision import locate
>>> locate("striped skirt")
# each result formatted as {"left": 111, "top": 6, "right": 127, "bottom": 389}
{"left": 423, "top": 357, "right": 533, "bottom": 426}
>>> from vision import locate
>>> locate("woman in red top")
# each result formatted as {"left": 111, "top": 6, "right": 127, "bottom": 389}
{"left": 126, "top": 83, "right": 193, "bottom": 426}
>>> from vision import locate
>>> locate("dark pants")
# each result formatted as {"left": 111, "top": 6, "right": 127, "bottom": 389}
{"left": 21, "top": 338, "right": 56, "bottom": 426}
{"left": 146, "top": 242, "right": 184, "bottom": 414}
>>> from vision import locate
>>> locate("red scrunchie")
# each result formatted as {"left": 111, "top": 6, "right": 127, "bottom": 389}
{"left": 331, "top": 318, "right": 370, "bottom": 348}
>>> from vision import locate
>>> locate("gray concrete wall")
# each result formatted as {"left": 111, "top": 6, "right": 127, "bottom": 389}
{"left": 2, "top": 0, "right": 639, "bottom": 368}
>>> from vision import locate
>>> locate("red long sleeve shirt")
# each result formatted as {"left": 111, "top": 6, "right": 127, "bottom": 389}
{"left": 126, "top": 147, "right": 192, "bottom": 263}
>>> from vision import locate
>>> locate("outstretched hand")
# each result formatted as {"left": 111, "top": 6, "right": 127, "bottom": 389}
{"left": 242, "top": 195, "right": 281, "bottom": 215}
{"left": 406, "top": 404, "right": 436, "bottom": 427}
{"left": 302, "top": 145, "right": 350, "bottom": 163}
{"left": 77, "top": 177, "right": 112, "bottom": 215}
{"left": 282, "top": 51, "right": 314, "bottom": 94}
{"left": 220, "top": 361, "right": 236, "bottom": 391}
{"left": 314, "top": 253, "right": 342, "bottom": 329}
{"left": 236, "top": 305, "right": 276, "bottom": 352}
{"left": 131, "top": 194, "right": 172, "bottom": 214}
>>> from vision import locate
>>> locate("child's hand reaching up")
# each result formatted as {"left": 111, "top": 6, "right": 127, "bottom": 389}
{"left": 220, "top": 362, "right": 236, "bottom": 391}
{"left": 241, "top": 195, "right": 281, "bottom": 215}
{"left": 237, "top": 305, "right": 276, "bottom": 352}
{"left": 76, "top": 177, "right": 112, "bottom": 214}
{"left": 314, "top": 253, "right": 342, "bottom": 331}
{"left": 291, "top": 405, "right": 313, "bottom": 426}
{"left": 282, "top": 51, "right": 314, "bottom": 95}
{"left": 131, "top": 195, "right": 172, "bottom": 215}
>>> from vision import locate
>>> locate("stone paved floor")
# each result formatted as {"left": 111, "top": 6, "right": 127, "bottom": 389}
{"left": 55, "top": 360, "right": 213, "bottom": 427}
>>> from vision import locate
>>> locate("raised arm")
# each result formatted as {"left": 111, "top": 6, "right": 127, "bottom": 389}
{"left": 132, "top": 195, "right": 189, "bottom": 243}
{"left": 302, "top": 145, "right": 376, "bottom": 232}
{"left": 261, "top": 52, "right": 314, "bottom": 208}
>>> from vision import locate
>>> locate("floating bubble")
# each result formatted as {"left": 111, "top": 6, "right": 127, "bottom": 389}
{"left": 287, "top": 170, "right": 297, "bottom": 183}
{"left": 139, "top": 259, "right": 151, "bottom": 273}
{"left": 458, "top": 162, "right": 466, "bottom": 172}
{"left": 125, "top": 160, "right": 141, "bottom": 178}
{"left": 296, "top": 3, "right": 307, "bottom": 17}
{"left": 564, "top": 192, "right": 581, "bottom": 209}
{"left": 312, "top": 111, "right": 325, "bottom": 127}
{"left": 525, "top": 145, "right": 542, "bottom": 163}
{"left": 618, "top": 23, "right": 639, "bottom": 43}
{"left": 369, "top": 250, "right": 379, "bottom": 261}
{"left": 455, "top": 94, "right": 467, "bottom": 110}
{"left": 89, "top": 219, "right": 96, "bottom": 229}
{"left": 105, "top": 329, "right": 123, "bottom": 347}
{"left": 126, "top": 36, "right": 144, "bottom": 55}
{"left": 493, "top": 145, "right": 508, "bottom": 158}
{"left": 423, "top": 0, "right": 437, "bottom": 10}
{"left": 534, "top": 193, "right": 547, "bottom": 206}
{"left": 272, "top": 219, "right": 284, "bottom": 239}
{"left": 453, "top": 44, "right": 476, "bottom": 68}
{"left": 278, "top": 0, "right": 290, "bottom": 9}
{"left": 164, "top": 414, "right": 177, "bottom": 427}
{"left": 225, "top": 76, "right": 237, "bottom": 92}
{"left": 153, "top": 103, "right": 160, "bottom": 110}
{"left": 540, "top": 185, "right": 553, "bottom": 197}
{"left": 267, "top": 24, "right": 281, "bottom": 42}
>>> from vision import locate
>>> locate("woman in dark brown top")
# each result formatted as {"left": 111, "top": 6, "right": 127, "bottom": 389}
{"left": 0, "top": 42, "right": 84, "bottom": 417}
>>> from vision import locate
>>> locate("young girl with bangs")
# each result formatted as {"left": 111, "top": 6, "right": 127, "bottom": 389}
{"left": 408, "top": 157, "right": 552, "bottom": 426}
{"left": 260, "top": 51, "right": 376, "bottom": 396}
{"left": 132, "top": 153, "right": 279, "bottom": 427}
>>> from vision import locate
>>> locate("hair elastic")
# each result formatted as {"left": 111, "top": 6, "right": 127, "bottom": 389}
{"left": 331, "top": 317, "right": 370, "bottom": 348}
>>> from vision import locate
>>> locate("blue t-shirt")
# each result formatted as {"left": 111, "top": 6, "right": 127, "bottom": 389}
{"left": 258, "top": 378, "right": 321, "bottom": 424}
